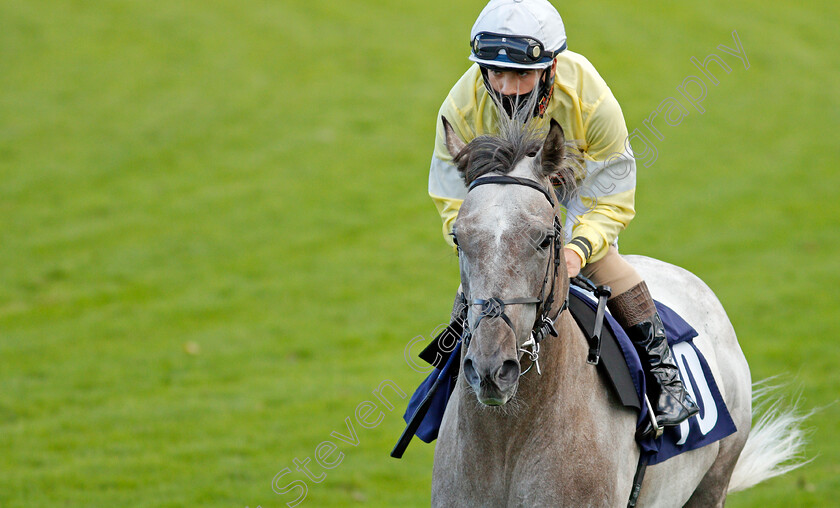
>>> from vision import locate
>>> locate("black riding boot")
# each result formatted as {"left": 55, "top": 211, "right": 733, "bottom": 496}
{"left": 609, "top": 282, "right": 699, "bottom": 428}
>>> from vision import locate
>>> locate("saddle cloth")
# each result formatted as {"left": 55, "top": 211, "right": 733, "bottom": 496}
{"left": 404, "top": 286, "right": 737, "bottom": 464}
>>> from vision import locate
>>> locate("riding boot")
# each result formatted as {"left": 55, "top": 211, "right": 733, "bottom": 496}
{"left": 608, "top": 282, "right": 699, "bottom": 428}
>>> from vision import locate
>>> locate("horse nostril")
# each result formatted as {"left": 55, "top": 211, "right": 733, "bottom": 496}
{"left": 463, "top": 358, "right": 480, "bottom": 386}
{"left": 496, "top": 360, "right": 520, "bottom": 385}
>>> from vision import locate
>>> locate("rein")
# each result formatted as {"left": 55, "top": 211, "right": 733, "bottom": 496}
{"left": 460, "top": 175, "right": 569, "bottom": 376}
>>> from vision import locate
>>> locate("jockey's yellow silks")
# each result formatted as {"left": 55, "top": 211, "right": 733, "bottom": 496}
{"left": 428, "top": 51, "right": 636, "bottom": 267}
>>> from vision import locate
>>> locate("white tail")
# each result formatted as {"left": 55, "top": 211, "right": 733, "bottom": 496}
{"left": 727, "top": 381, "right": 812, "bottom": 493}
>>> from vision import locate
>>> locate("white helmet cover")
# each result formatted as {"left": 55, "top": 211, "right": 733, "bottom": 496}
{"left": 469, "top": 0, "right": 567, "bottom": 70}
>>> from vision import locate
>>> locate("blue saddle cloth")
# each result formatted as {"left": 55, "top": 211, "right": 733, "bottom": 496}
{"left": 403, "top": 286, "right": 737, "bottom": 465}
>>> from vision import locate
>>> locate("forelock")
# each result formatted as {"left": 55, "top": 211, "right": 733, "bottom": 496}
{"left": 453, "top": 114, "right": 544, "bottom": 185}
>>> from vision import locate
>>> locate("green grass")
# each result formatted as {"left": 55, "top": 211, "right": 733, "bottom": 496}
{"left": 1, "top": 0, "right": 838, "bottom": 506}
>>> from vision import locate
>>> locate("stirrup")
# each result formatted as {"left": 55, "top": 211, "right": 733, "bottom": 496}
{"left": 639, "top": 394, "right": 663, "bottom": 439}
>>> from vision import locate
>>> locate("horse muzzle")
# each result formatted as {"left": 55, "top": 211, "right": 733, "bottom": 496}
{"left": 462, "top": 354, "right": 520, "bottom": 405}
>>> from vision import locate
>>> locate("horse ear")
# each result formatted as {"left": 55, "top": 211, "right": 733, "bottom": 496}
{"left": 442, "top": 116, "right": 466, "bottom": 158}
{"left": 541, "top": 119, "right": 566, "bottom": 177}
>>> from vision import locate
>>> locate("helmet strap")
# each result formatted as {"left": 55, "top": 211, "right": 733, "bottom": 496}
{"left": 479, "top": 66, "right": 495, "bottom": 103}
{"left": 537, "top": 66, "right": 555, "bottom": 118}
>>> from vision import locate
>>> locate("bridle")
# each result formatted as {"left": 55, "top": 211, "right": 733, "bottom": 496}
{"left": 455, "top": 175, "right": 569, "bottom": 376}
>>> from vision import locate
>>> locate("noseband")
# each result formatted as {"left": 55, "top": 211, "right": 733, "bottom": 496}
{"left": 458, "top": 175, "right": 570, "bottom": 375}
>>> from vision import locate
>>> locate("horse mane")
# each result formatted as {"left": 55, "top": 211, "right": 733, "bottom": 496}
{"left": 452, "top": 97, "right": 581, "bottom": 202}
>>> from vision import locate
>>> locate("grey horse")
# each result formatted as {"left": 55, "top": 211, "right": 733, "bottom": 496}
{"left": 431, "top": 116, "right": 807, "bottom": 507}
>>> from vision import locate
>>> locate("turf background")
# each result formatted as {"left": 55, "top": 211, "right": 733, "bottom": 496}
{"left": 1, "top": 0, "right": 838, "bottom": 506}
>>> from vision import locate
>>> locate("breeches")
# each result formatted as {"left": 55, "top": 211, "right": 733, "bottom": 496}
{"left": 580, "top": 245, "right": 643, "bottom": 298}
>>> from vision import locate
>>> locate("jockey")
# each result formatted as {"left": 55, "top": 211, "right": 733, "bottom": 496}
{"left": 428, "top": 0, "right": 698, "bottom": 429}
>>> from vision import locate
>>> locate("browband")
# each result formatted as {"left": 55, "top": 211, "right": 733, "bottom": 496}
{"left": 468, "top": 175, "right": 555, "bottom": 207}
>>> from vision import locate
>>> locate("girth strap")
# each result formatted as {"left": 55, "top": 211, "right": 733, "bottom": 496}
{"left": 587, "top": 285, "right": 612, "bottom": 364}
{"left": 572, "top": 275, "right": 612, "bottom": 364}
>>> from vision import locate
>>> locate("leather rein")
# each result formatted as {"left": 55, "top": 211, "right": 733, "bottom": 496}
{"left": 456, "top": 175, "right": 569, "bottom": 376}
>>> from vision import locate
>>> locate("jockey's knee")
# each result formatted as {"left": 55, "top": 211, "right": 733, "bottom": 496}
{"left": 581, "top": 245, "right": 643, "bottom": 297}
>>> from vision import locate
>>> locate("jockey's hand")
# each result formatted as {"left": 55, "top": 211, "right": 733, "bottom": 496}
{"left": 563, "top": 247, "right": 583, "bottom": 278}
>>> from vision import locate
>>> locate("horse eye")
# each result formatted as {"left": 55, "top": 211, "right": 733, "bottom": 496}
{"left": 539, "top": 234, "right": 553, "bottom": 249}
{"left": 450, "top": 231, "right": 460, "bottom": 247}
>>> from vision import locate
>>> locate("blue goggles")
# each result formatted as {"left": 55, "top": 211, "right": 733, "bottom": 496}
{"left": 471, "top": 32, "right": 564, "bottom": 65}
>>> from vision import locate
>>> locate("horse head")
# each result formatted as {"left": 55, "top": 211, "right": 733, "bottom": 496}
{"left": 443, "top": 114, "right": 576, "bottom": 406}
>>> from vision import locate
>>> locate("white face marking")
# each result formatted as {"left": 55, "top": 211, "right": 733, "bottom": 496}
{"left": 470, "top": 185, "right": 513, "bottom": 249}
{"left": 493, "top": 214, "right": 508, "bottom": 247}
{"left": 480, "top": 158, "right": 541, "bottom": 248}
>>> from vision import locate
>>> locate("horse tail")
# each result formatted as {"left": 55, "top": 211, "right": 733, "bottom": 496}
{"left": 727, "top": 380, "right": 812, "bottom": 493}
